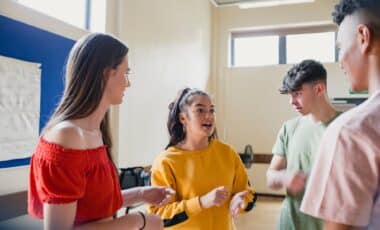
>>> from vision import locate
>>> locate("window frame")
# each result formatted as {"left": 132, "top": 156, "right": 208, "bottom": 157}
{"left": 16, "top": 0, "right": 98, "bottom": 31}
{"left": 230, "top": 24, "right": 338, "bottom": 67}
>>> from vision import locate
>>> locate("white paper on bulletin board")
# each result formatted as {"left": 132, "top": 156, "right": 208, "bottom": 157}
{"left": 0, "top": 55, "right": 41, "bottom": 162}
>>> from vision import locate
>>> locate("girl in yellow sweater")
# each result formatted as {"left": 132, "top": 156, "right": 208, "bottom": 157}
{"left": 148, "top": 88, "right": 256, "bottom": 229}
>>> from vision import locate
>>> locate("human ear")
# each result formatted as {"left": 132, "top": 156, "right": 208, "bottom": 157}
{"left": 317, "top": 84, "right": 325, "bottom": 96}
{"left": 312, "top": 83, "right": 324, "bottom": 96}
{"left": 357, "top": 24, "right": 372, "bottom": 54}
{"left": 103, "top": 67, "right": 116, "bottom": 79}
{"left": 179, "top": 112, "right": 186, "bottom": 125}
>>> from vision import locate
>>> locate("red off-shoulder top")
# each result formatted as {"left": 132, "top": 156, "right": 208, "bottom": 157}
{"left": 28, "top": 138, "right": 122, "bottom": 226}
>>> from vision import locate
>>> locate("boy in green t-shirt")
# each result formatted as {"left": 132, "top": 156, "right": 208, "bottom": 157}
{"left": 267, "top": 60, "right": 340, "bottom": 230}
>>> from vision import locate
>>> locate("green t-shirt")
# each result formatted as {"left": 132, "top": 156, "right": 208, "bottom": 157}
{"left": 272, "top": 114, "right": 339, "bottom": 230}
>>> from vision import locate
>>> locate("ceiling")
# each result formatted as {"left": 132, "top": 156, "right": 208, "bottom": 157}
{"left": 210, "top": 0, "right": 254, "bottom": 7}
{"left": 209, "top": 0, "right": 315, "bottom": 7}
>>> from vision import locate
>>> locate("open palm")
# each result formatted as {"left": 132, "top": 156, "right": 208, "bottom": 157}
{"left": 142, "top": 186, "right": 176, "bottom": 207}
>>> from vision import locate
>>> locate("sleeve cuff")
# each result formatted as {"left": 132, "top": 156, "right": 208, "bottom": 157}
{"left": 185, "top": 196, "right": 203, "bottom": 216}
{"left": 272, "top": 151, "right": 284, "bottom": 156}
{"left": 241, "top": 191, "right": 256, "bottom": 213}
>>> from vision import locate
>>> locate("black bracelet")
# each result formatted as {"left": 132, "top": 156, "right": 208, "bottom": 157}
{"left": 137, "top": 211, "right": 146, "bottom": 230}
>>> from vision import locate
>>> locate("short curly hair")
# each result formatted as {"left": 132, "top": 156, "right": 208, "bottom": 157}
{"left": 333, "top": 0, "right": 380, "bottom": 25}
{"left": 279, "top": 60, "right": 327, "bottom": 94}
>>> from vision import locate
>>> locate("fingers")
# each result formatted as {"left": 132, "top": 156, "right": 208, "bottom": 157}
{"left": 164, "top": 187, "right": 176, "bottom": 195}
{"left": 297, "top": 171, "right": 307, "bottom": 178}
{"left": 231, "top": 208, "right": 237, "bottom": 217}
{"left": 143, "top": 186, "right": 176, "bottom": 207}
{"left": 200, "top": 186, "right": 230, "bottom": 209}
{"left": 231, "top": 206, "right": 240, "bottom": 217}
{"left": 153, "top": 186, "right": 175, "bottom": 196}
{"left": 294, "top": 171, "right": 307, "bottom": 181}
{"left": 229, "top": 190, "right": 249, "bottom": 217}
{"left": 286, "top": 171, "right": 307, "bottom": 194}
{"left": 156, "top": 191, "right": 176, "bottom": 207}
{"left": 288, "top": 181, "right": 305, "bottom": 194}
{"left": 230, "top": 200, "right": 243, "bottom": 217}
{"left": 216, "top": 186, "right": 230, "bottom": 198}
{"left": 214, "top": 186, "right": 230, "bottom": 207}
{"left": 238, "top": 190, "right": 249, "bottom": 198}
{"left": 156, "top": 197, "right": 170, "bottom": 207}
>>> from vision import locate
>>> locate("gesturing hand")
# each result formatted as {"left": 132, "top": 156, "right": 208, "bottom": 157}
{"left": 229, "top": 190, "right": 249, "bottom": 217}
{"left": 200, "top": 186, "right": 230, "bottom": 209}
{"left": 284, "top": 171, "right": 307, "bottom": 195}
{"left": 141, "top": 186, "right": 176, "bottom": 207}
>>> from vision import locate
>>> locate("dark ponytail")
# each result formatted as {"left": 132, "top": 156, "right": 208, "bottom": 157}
{"left": 165, "top": 88, "right": 217, "bottom": 149}
{"left": 166, "top": 88, "right": 191, "bottom": 149}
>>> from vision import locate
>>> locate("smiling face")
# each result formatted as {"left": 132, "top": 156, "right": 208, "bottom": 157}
{"left": 179, "top": 95, "right": 216, "bottom": 140}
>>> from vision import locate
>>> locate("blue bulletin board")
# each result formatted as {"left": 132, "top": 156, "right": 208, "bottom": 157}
{"left": 0, "top": 15, "right": 75, "bottom": 168}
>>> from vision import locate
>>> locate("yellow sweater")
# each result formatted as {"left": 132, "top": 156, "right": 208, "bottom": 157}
{"left": 148, "top": 140, "right": 256, "bottom": 229}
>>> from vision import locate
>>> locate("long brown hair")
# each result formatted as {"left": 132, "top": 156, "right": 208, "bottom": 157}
{"left": 42, "top": 33, "right": 129, "bottom": 162}
{"left": 166, "top": 88, "right": 218, "bottom": 149}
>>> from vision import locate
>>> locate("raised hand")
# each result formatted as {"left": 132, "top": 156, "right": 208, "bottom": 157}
{"left": 141, "top": 186, "right": 176, "bottom": 207}
{"left": 199, "top": 186, "right": 230, "bottom": 209}
{"left": 229, "top": 190, "right": 249, "bottom": 217}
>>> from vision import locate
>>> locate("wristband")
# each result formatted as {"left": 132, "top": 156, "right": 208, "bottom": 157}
{"left": 137, "top": 211, "right": 146, "bottom": 230}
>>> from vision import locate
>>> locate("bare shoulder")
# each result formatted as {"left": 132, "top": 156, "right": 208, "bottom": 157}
{"left": 43, "top": 121, "right": 84, "bottom": 149}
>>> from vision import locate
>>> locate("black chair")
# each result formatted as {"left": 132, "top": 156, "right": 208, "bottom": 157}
{"left": 119, "top": 167, "right": 151, "bottom": 214}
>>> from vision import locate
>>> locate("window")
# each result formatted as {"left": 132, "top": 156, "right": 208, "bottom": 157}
{"left": 17, "top": 0, "right": 106, "bottom": 32}
{"left": 89, "top": 0, "right": 106, "bottom": 32}
{"left": 233, "top": 36, "right": 279, "bottom": 67}
{"left": 231, "top": 25, "right": 337, "bottom": 67}
{"left": 286, "top": 32, "right": 336, "bottom": 64}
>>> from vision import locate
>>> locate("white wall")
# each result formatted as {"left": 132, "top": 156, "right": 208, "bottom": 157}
{"left": 212, "top": 0, "right": 346, "bottom": 194}
{"left": 1, "top": 0, "right": 350, "bottom": 197}
{"left": 0, "top": 0, "right": 87, "bottom": 195}
{"left": 225, "top": 63, "right": 350, "bottom": 195}
{"left": 0, "top": 0, "right": 212, "bottom": 194}
{"left": 116, "top": 0, "right": 213, "bottom": 167}
{"left": 224, "top": 63, "right": 350, "bottom": 153}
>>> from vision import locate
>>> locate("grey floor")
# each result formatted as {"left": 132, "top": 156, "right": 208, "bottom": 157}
{"left": 0, "top": 215, "right": 42, "bottom": 230}
{"left": 0, "top": 206, "right": 135, "bottom": 230}
{"left": 0, "top": 199, "right": 283, "bottom": 230}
